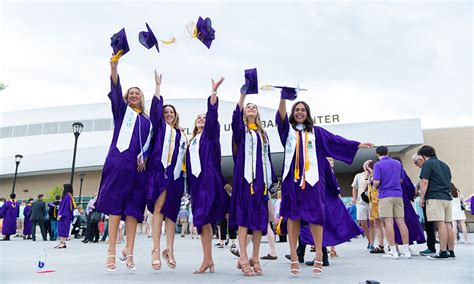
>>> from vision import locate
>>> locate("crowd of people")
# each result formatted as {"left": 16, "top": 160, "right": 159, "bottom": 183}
{"left": 1, "top": 53, "right": 471, "bottom": 277}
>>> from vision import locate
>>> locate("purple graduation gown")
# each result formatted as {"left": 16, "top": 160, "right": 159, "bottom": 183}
{"left": 147, "top": 96, "right": 185, "bottom": 222}
{"left": 96, "top": 76, "right": 151, "bottom": 223}
{"left": 229, "top": 104, "right": 277, "bottom": 234}
{"left": 0, "top": 201, "right": 19, "bottom": 235}
{"left": 394, "top": 170, "right": 426, "bottom": 245}
{"left": 276, "top": 113, "right": 360, "bottom": 225}
{"left": 58, "top": 194, "right": 74, "bottom": 238}
{"left": 23, "top": 205, "right": 32, "bottom": 235}
{"left": 185, "top": 97, "right": 230, "bottom": 232}
{"left": 300, "top": 160, "right": 364, "bottom": 246}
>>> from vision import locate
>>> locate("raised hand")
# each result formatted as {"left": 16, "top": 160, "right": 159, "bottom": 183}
{"left": 155, "top": 70, "right": 162, "bottom": 86}
{"left": 110, "top": 53, "right": 119, "bottom": 70}
{"left": 359, "top": 143, "right": 375, "bottom": 148}
{"left": 211, "top": 77, "right": 225, "bottom": 92}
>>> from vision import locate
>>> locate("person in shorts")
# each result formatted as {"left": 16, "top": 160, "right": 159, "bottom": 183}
{"left": 351, "top": 161, "right": 372, "bottom": 250}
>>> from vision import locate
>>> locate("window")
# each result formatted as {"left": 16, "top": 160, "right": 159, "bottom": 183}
{"left": 0, "top": 127, "right": 13, "bottom": 138}
{"left": 27, "top": 124, "right": 43, "bottom": 136}
{"left": 43, "top": 122, "right": 59, "bottom": 134}
{"left": 93, "top": 119, "right": 112, "bottom": 131}
{"left": 59, "top": 121, "right": 75, "bottom": 133}
{"left": 12, "top": 125, "right": 27, "bottom": 137}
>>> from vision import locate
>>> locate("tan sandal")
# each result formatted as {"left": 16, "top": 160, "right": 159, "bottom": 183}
{"left": 193, "top": 262, "right": 215, "bottom": 274}
{"left": 151, "top": 249, "right": 161, "bottom": 270}
{"left": 237, "top": 260, "right": 255, "bottom": 277}
{"left": 312, "top": 259, "right": 323, "bottom": 275}
{"left": 252, "top": 260, "right": 263, "bottom": 276}
{"left": 162, "top": 248, "right": 176, "bottom": 269}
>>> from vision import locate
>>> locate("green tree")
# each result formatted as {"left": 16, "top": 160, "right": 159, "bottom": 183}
{"left": 44, "top": 185, "right": 63, "bottom": 203}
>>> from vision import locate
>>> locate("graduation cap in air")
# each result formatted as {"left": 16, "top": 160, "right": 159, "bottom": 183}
{"left": 139, "top": 23, "right": 159, "bottom": 52}
{"left": 110, "top": 28, "right": 130, "bottom": 62}
{"left": 195, "top": 17, "right": 215, "bottom": 49}
{"left": 273, "top": 85, "right": 307, "bottom": 101}
{"left": 240, "top": 68, "right": 259, "bottom": 95}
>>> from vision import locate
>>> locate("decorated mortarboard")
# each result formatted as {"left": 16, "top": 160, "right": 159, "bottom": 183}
{"left": 110, "top": 28, "right": 130, "bottom": 62}
{"left": 273, "top": 85, "right": 307, "bottom": 101}
{"left": 187, "top": 16, "right": 215, "bottom": 49}
{"left": 139, "top": 23, "right": 159, "bottom": 52}
{"left": 241, "top": 68, "right": 258, "bottom": 95}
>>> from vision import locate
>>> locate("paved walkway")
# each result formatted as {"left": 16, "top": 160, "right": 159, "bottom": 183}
{"left": 0, "top": 233, "right": 472, "bottom": 283}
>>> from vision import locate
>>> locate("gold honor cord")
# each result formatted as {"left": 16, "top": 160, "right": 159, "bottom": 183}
{"left": 11, "top": 199, "right": 17, "bottom": 208}
{"left": 167, "top": 129, "right": 176, "bottom": 165}
{"left": 111, "top": 50, "right": 124, "bottom": 63}
{"left": 69, "top": 193, "right": 77, "bottom": 211}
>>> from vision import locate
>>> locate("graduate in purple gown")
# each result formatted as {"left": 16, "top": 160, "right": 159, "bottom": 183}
{"left": 186, "top": 77, "right": 230, "bottom": 274}
{"left": 147, "top": 70, "right": 187, "bottom": 270}
{"left": 392, "top": 157, "right": 426, "bottom": 245}
{"left": 55, "top": 184, "right": 76, "bottom": 248}
{"left": 0, "top": 193, "right": 19, "bottom": 241}
{"left": 276, "top": 98, "right": 373, "bottom": 275}
{"left": 23, "top": 199, "right": 33, "bottom": 239}
{"left": 95, "top": 55, "right": 153, "bottom": 272}
{"left": 229, "top": 92, "right": 277, "bottom": 276}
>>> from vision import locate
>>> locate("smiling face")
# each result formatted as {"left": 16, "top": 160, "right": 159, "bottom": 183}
{"left": 126, "top": 87, "right": 142, "bottom": 109}
{"left": 195, "top": 113, "right": 206, "bottom": 130}
{"left": 293, "top": 103, "right": 308, "bottom": 124}
{"left": 245, "top": 103, "right": 258, "bottom": 121}
{"left": 163, "top": 105, "right": 176, "bottom": 125}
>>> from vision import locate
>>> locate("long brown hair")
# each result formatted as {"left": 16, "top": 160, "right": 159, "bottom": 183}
{"left": 191, "top": 114, "right": 205, "bottom": 139}
{"left": 163, "top": 104, "right": 180, "bottom": 128}
{"left": 289, "top": 101, "right": 313, "bottom": 132}
{"left": 243, "top": 103, "right": 267, "bottom": 143}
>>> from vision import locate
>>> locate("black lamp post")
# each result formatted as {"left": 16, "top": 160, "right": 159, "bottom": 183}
{"left": 70, "top": 122, "right": 84, "bottom": 185}
{"left": 11, "top": 154, "right": 23, "bottom": 194}
{"left": 78, "top": 173, "right": 85, "bottom": 205}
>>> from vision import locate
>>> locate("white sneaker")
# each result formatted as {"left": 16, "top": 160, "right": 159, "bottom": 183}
{"left": 400, "top": 252, "right": 411, "bottom": 259}
{"left": 382, "top": 251, "right": 399, "bottom": 259}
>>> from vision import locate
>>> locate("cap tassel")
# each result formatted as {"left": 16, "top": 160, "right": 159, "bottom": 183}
{"left": 111, "top": 50, "right": 124, "bottom": 62}
{"left": 263, "top": 185, "right": 267, "bottom": 196}
{"left": 160, "top": 37, "right": 176, "bottom": 45}
{"left": 250, "top": 183, "right": 255, "bottom": 195}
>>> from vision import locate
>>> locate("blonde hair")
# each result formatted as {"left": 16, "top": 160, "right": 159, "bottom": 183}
{"left": 243, "top": 103, "right": 267, "bottom": 143}
{"left": 192, "top": 113, "right": 205, "bottom": 139}
{"left": 123, "top": 86, "right": 148, "bottom": 117}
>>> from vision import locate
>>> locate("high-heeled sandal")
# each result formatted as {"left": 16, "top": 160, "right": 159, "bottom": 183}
{"left": 120, "top": 251, "right": 136, "bottom": 271}
{"left": 151, "top": 249, "right": 161, "bottom": 270}
{"left": 193, "top": 262, "right": 215, "bottom": 274}
{"left": 252, "top": 261, "right": 263, "bottom": 276}
{"left": 312, "top": 259, "right": 323, "bottom": 275}
{"left": 106, "top": 255, "right": 116, "bottom": 272}
{"left": 237, "top": 260, "right": 255, "bottom": 277}
{"left": 54, "top": 242, "right": 66, "bottom": 249}
{"left": 290, "top": 261, "right": 300, "bottom": 276}
{"left": 162, "top": 248, "right": 176, "bottom": 269}
{"left": 330, "top": 249, "right": 338, "bottom": 258}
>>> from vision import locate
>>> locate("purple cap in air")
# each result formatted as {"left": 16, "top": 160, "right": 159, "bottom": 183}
{"left": 196, "top": 17, "right": 215, "bottom": 49}
{"left": 139, "top": 23, "right": 159, "bottom": 52}
{"left": 110, "top": 28, "right": 130, "bottom": 56}
{"left": 241, "top": 68, "right": 259, "bottom": 95}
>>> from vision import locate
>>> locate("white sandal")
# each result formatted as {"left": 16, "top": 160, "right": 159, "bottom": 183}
{"left": 151, "top": 249, "right": 161, "bottom": 270}
{"left": 312, "top": 260, "right": 323, "bottom": 275}
{"left": 290, "top": 261, "right": 301, "bottom": 276}
{"left": 106, "top": 255, "right": 116, "bottom": 272}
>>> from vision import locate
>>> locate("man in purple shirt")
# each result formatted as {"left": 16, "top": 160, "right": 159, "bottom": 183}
{"left": 373, "top": 146, "right": 410, "bottom": 259}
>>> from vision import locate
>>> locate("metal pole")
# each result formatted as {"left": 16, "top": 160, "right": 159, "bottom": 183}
{"left": 79, "top": 178, "right": 84, "bottom": 205}
{"left": 11, "top": 162, "right": 19, "bottom": 194}
{"left": 70, "top": 133, "right": 79, "bottom": 184}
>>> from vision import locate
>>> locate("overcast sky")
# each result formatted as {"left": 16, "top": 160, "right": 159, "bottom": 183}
{"left": 1, "top": 0, "right": 472, "bottom": 129}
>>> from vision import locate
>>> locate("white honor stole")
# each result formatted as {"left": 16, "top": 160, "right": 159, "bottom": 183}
{"left": 116, "top": 106, "right": 138, "bottom": 152}
{"left": 282, "top": 126, "right": 319, "bottom": 187}
{"left": 244, "top": 129, "right": 273, "bottom": 194}
{"left": 173, "top": 134, "right": 187, "bottom": 180}
{"left": 189, "top": 133, "right": 202, "bottom": 178}
{"left": 161, "top": 124, "right": 176, "bottom": 170}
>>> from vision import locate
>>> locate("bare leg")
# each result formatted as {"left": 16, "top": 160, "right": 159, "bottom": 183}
{"left": 288, "top": 219, "right": 301, "bottom": 272}
{"left": 360, "top": 220, "right": 371, "bottom": 245}
{"left": 124, "top": 216, "right": 138, "bottom": 267}
{"left": 252, "top": 230, "right": 263, "bottom": 274}
{"left": 459, "top": 220, "right": 469, "bottom": 243}
{"left": 151, "top": 191, "right": 167, "bottom": 268}
{"left": 446, "top": 222, "right": 454, "bottom": 251}
{"left": 451, "top": 221, "right": 458, "bottom": 242}
{"left": 195, "top": 224, "right": 214, "bottom": 272}
{"left": 434, "top": 221, "right": 448, "bottom": 251}
{"left": 309, "top": 224, "right": 323, "bottom": 272}
{"left": 394, "top": 217, "right": 409, "bottom": 245}
{"left": 238, "top": 226, "right": 249, "bottom": 262}
{"left": 369, "top": 219, "right": 376, "bottom": 246}
{"left": 383, "top": 218, "right": 395, "bottom": 246}
{"left": 375, "top": 218, "right": 385, "bottom": 247}
{"left": 107, "top": 215, "right": 121, "bottom": 268}
{"left": 266, "top": 223, "right": 276, "bottom": 256}
{"left": 164, "top": 217, "right": 177, "bottom": 267}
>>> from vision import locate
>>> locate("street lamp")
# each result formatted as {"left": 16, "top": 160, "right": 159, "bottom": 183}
{"left": 79, "top": 173, "right": 85, "bottom": 205}
{"left": 70, "top": 122, "right": 84, "bottom": 185}
{"left": 11, "top": 154, "right": 23, "bottom": 194}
